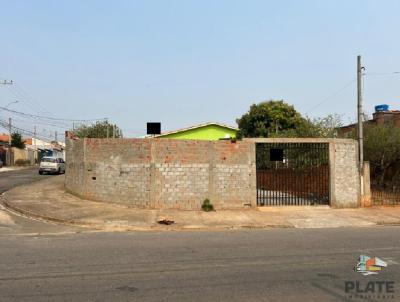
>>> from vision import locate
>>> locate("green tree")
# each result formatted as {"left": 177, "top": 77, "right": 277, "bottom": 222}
{"left": 356, "top": 123, "right": 400, "bottom": 187}
{"left": 11, "top": 132, "right": 25, "bottom": 149}
{"left": 275, "top": 114, "right": 343, "bottom": 138}
{"left": 236, "top": 100, "right": 304, "bottom": 138}
{"left": 75, "top": 121, "right": 122, "bottom": 138}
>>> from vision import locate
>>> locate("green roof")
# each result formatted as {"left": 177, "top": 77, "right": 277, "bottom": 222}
{"left": 156, "top": 122, "right": 237, "bottom": 140}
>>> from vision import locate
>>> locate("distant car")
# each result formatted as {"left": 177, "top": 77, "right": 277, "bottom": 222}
{"left": 39, "top": 157, "right": 65, "bottom": 175}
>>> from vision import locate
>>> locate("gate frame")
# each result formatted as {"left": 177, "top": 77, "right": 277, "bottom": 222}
{"left": 244, "top": 138, "right": 361, "bottom": 208}
{"left": 255, "top": 141, "right": 330, "bottom": 206}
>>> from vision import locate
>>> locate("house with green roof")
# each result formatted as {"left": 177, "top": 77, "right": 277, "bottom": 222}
{"left": 155, "top": 122, "right": 237, "bottom": 140}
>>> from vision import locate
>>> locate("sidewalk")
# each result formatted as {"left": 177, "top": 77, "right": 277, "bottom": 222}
{"left": 0, "top": 166, "right": 35, "bottom": 173}
{"left": 2, "top": 176, "right": 400, "bottom": 231}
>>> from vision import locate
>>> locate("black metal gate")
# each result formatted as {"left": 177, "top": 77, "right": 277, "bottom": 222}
{"left": 256, "top": 143, "right": 330, "bottom": 206}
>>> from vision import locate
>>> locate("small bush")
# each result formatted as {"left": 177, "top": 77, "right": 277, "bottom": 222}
{"left": 201, "top": 199, "right": 214, "bottom": 212}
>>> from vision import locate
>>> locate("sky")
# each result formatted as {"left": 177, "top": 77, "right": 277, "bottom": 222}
{"left": 1, "top": 0, "right": 400, "bottom": 138}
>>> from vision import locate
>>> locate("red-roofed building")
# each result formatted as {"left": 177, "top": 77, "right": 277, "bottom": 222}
{"left": 0, "top": 133, "right": 10, "bottom": 143}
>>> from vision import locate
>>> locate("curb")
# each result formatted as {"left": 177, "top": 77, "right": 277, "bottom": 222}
{"left": 0, "top": 194, "right": 296, "bottom": 232}
{"left": 0, "top": 194, "right": 102, "bottom": 230}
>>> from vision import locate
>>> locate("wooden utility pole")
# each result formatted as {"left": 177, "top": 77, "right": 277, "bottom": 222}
{"left": 357, "top": 55, "right": 365, "bottom": 197}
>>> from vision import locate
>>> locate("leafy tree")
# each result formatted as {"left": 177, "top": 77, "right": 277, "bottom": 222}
{"left": 237, "top": 100, "right": 342, "bottom": 138}
{"left": 75, "top": 121, "right": 122, "bottom": 138}
{"left": 353, "top": 123, "right": 400, "bottom": 187}
{"left": 274, "top": 114, "right": 343, "bottom": 138}
{"left": 11, "top": 132, "right": 25, "bottom": 149}
{"left": 236, "top": 100, "right": 304, "bottom": 138}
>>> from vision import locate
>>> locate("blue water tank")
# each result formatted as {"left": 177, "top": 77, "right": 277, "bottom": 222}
{"left": 375, "top": 104, "right": 389, "bottom": 112}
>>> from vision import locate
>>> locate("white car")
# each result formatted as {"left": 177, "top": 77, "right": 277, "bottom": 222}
{"left": 39, "top": 157, "right": 66, "bottom": 175}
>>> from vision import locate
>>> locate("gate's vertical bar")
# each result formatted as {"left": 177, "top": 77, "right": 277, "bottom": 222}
{"left": 274, "top": 143, "right": 277, "bottom": 206}
{"left": 317, "top": 144, "right": 319, "bottom": 205}
{"left": 278, "top": 143, "right": 281, "bottom": 206}
{"left": 302, "top": 143, "right": 305, "bottom": 206}
{"left": 321, "top": 143, "right": 324, "bottom": 204}
{"left": 310, "top": 143, "right": 314, "bottom": 205}
{"left": 315, "top": 144, "right": 318, "bottom": 205}
{"left": 270, "top": 143, "right": 273, "bottom": 206}
{"left": 274, "top": 144, "right": 281, "bottom": 205}
{"left": 260, "top": 147, "right": 262, "bottom": 207}
{"left": 293, "top": 143, "right": 296, "bottom": 206}
{"left": 264, "top": 144, "right": 267, "bottom": 206}
{"left": 256, "top": 144, "right": 258, "bottom": 206}
{"left": 310, "top": 143, "right": 313, "bottom": 206}
{"left": 263, "top": 144, "right": 266, "bottom": 206}
{"left": 256, "top": 145, "right": 258, "bottom": 206}
{"left": 296, "top": 143, "right": 300, "bottom": 206}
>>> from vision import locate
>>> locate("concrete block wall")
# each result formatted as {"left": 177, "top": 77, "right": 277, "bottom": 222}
{"left": 65, "top": 139, "right": 85, "bottom": 196}
{"left": 65, "top": 138, "right": 255, "bottom": 210}
{"left": 329, "top": 139, "right": 360, "bottom": 208}
{"left": 65, "top": 137, "right": 360, "bottom": 209}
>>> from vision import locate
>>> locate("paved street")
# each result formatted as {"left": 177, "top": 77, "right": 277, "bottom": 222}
{"left": 0, "top": 169, "right": 399, "bottom": 301}
{"left": 0, "top": 168, "right": 80, "bottom": 235}
{"left": 0, "top": 167, "right": 49, "bottom": 194}
{"left": 0, "top": 227, "right": 399, "bottom": 302}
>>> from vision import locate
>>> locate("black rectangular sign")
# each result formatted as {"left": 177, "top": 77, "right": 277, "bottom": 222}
{"left": 147, "top": 122, "right": 161, "bottom": 135}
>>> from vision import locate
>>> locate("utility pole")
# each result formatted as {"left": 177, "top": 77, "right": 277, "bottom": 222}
{"left": 0, "top": 80, "right": 14, "bottom": 166}
{"left": 357, "top": 55, "right": 365, "bottom": 195}
{"left": 8, "top": 118, "right": 12, "bottom": 146}
{"left": 34, "top": 125, "right": 37, "bottom": 164}
{"left": 112, "top": 125, "right": 116, "bottom": 138}
{"left": 0, "top": 82, "right": 14, "bottom": 147}
{"left": 8, "top": 118, "right": 12, "bottom": 166}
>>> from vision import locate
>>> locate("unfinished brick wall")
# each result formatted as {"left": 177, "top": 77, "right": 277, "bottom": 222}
{"left": 65, "top": 139, "right": 85, "bottom": 196}
{"left": 330, "top": 140, "right": 360, "bottom": 207}
{"left": 65, "top": 137, "right": 360, "bottom": 209}
{"left": 65, "top": 138, "right": 255, "bottom": 210}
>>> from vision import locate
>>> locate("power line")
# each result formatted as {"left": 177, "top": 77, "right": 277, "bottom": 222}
{"left": 0, "top": 105, "right": 107, "bottom": 122}
{"left": 1, "top": 116, "right": 68, "bottom": 130}
{"left": 10, "top": 82, "right": 57, "bottom": 115}
{"left": 305, "top": 78, "right": 356, "bottom": 114}
{"left": 364, "top": 71, "right": 400, "bottom": 76}
{"left": 0, "top": 118, "right": 53, "bottom": 142}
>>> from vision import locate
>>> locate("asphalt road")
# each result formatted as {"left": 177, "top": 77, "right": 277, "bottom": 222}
{"left": 0, "top": 167, "right": 50, "bottom": 194}
{"left": 0, "top": 168, "right": 80, "bottom": 235}
{"left": 0, "top": 227, "right": 399, "bottom": 302}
